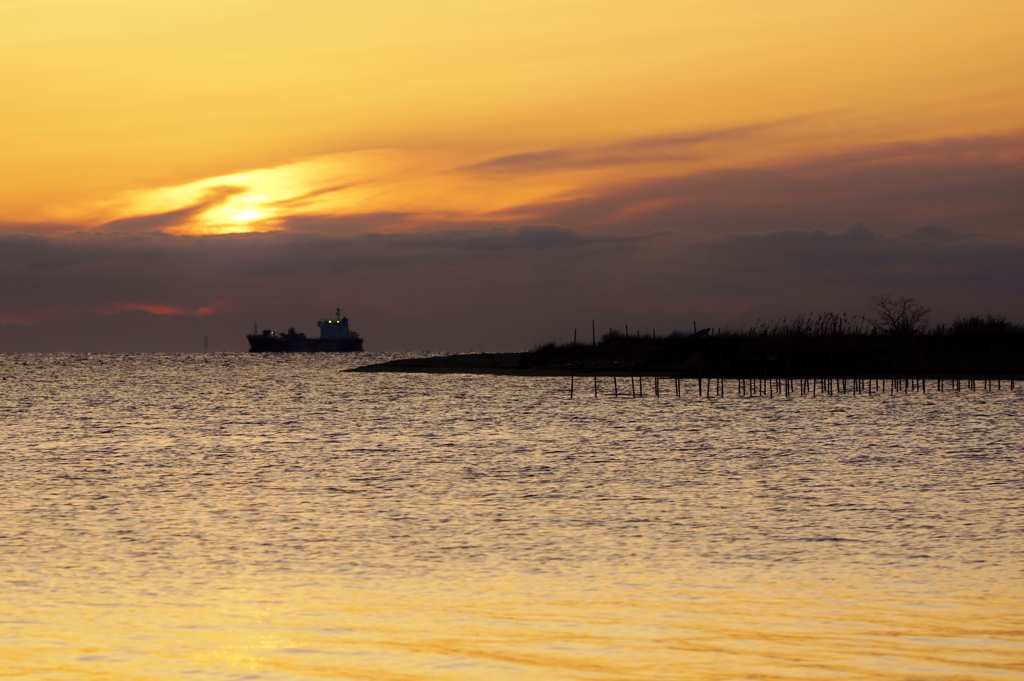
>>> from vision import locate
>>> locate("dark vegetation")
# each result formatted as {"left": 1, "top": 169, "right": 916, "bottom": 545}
{"left": 354, "top": 295, "right": 1024, "bottom": 379}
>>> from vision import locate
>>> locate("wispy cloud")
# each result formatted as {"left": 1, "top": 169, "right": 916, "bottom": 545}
{"left": 15, "top": 129, "right": 1021, "bottom": 240}
{"left": 456, "top": 120, "right": 801, "bottom": 174}
{"left": 97, "top": 186, "right": 246, "bottom": 233}
{"left": 96, "top": 301, "right": 228, "bottom": 317}
{"left": 0, "top": 313, "right": 36, "bottom": 327}
{"left": 481, "top": 134, "right": 1024, "bottom": 236}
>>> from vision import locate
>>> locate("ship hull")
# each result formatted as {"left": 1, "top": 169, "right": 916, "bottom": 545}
{"left": 247, "top": 335, "right": 363, "bottom": 353}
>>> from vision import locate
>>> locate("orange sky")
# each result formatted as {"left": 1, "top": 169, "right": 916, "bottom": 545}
{"left": 3, "top": 0, "right": 1022, "bottom": 235}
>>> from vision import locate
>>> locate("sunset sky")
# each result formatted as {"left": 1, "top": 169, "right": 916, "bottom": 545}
{"left": 2, "top": 0, "right": 1023, "bottom": 351}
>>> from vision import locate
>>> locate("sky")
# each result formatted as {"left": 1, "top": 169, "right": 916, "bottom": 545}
{"left": 2, "top": 0, "right": 1022, "bottom": 351}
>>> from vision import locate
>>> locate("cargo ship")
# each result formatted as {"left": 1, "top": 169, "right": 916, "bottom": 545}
{"left": 247, "top": 309, "right": 364, "bottom": 352}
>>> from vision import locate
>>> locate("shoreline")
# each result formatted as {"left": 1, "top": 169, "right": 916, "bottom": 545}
{"left": 350, "top": 326, "right": 1024, "bottom": 378}
{"left": 350, "top": 352, "right": 576, "bottom": 375}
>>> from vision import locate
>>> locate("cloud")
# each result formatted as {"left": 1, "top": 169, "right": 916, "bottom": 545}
{"left": 97, "top": 186, "right": 246, "bottom": 233}
{"left": 96, "top": 301, "right": 228, "bottom": 317}
{"left": 457, "top": 120, "right": 798, "bottom": 174}
{"left": 284, "top": 212, "right": 421, "bottom": 235}
{"left": 270, "top": 184, "right": 359, "bottom": 209}
{"left": 356, "top": 224, "right": 632, "bottom": 251}
{"left": 1, "top": 223, "right": 1022, "bottom": 352}
{"left": 904, "top": 224, "right": 958, "bottom": 242}
{"left": 485, "top": 135, "right": 1024, "bottom": 236}
{"left": 9, "top": 132, "right": 1019, "bottom": 241}
{"left": 260, "top": 133, "right": 1024, "bottom": 238}
{"left": 0, "top": 314, "right": 35, "bottom": 326}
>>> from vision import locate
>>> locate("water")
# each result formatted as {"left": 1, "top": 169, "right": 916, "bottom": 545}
{"left": 1, "top": 353, "right": 1022, "bottom": 680}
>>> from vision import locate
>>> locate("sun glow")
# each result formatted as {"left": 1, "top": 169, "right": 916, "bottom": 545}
{"left": 230, "top": 209, "right": 265, "bottom": 222}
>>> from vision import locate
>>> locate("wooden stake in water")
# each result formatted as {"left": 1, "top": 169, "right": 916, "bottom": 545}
{"left": 570, "top": 374, "right": 574, "bottom": 399}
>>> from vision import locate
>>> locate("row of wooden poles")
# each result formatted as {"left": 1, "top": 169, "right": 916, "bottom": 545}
{"left": 568, "top": 373, "right": 1017, "bottom": 398}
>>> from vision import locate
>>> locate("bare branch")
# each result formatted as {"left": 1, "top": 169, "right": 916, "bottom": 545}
{"left": 870, "top": 292, "right": 931, "bottom": 335}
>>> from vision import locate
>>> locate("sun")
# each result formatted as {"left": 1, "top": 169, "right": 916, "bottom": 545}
{"left": 231, "top": 209, "right": 265, "bottom": 222}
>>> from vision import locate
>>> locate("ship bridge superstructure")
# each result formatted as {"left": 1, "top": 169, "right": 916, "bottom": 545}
{"left": 318, "top": 308, "right": 360, "bottom": 340}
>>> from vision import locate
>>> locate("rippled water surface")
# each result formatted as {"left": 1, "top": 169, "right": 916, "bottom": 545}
{"left": 1, "top": 353, "right": 1022, "bottom": 680}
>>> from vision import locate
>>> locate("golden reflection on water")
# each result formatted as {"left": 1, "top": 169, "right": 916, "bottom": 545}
{"left": 1, "top": 354, "right": 1022, "bottom": 680}
{"left": 5, "top": 570, "right": 1022, "bottom": 680}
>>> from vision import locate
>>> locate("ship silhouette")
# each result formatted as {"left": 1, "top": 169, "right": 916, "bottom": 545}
{"left": 247, "top": 309, "right": 363, "bottom": 352}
